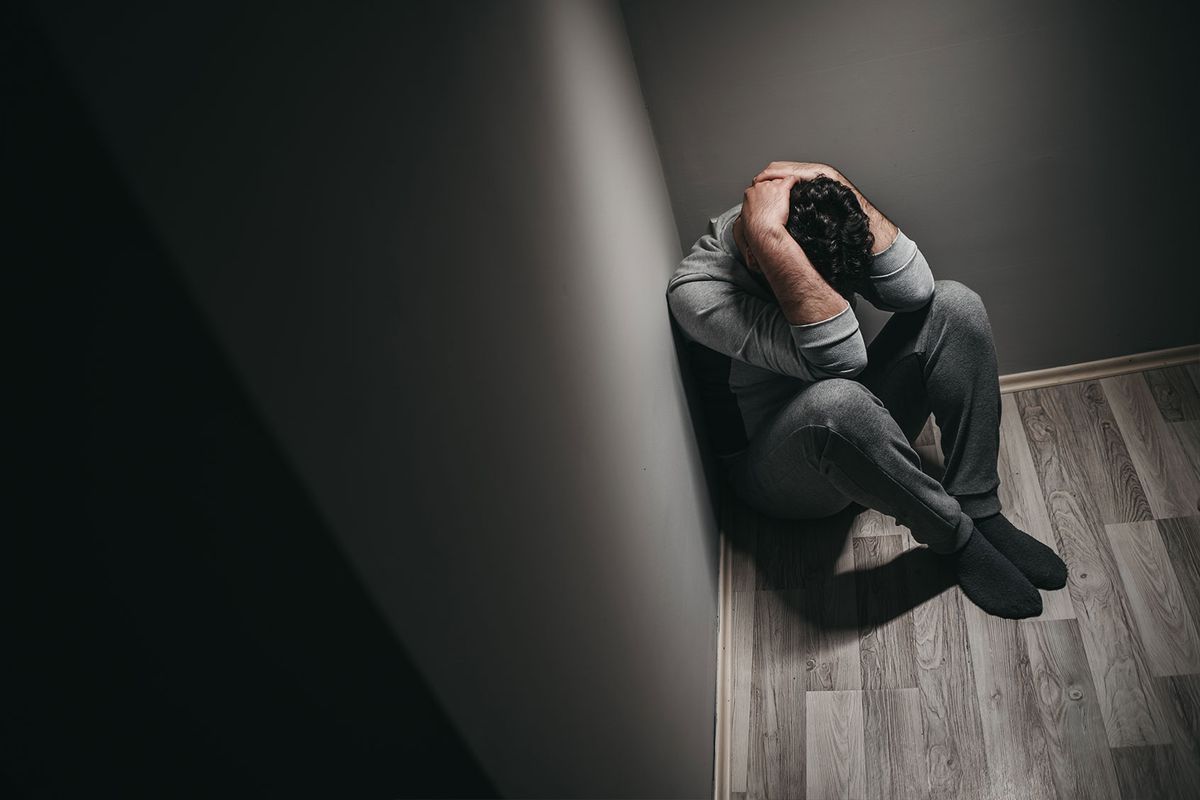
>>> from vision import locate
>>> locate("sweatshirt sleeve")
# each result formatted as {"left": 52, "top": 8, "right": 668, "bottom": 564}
{"left": 854, "top": 228, "right": 936, "bottom": 312}
{"left": 666, "top": 231, "right": 868, "bottom": 381}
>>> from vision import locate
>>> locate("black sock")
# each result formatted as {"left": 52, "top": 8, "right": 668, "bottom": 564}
{"left": 947, "top": 526, "right": 1042, "bottom": 619}
{"left": 973, "top": 511, "right": 1068, "bottom": 590}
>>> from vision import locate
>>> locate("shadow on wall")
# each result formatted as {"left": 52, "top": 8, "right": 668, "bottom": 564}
{"left": 4, "top": 4, "right": 495, "bottom": 796}
{"left": 668, "top": 318, "right": 730, "bottom": 524}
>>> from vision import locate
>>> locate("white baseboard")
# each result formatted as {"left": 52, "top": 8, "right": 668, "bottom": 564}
{"left": 712, "top": 501, "right": 732, "bottom": 800}
{"left": 998, "top": 344, "right": 1199, "bottom": 394}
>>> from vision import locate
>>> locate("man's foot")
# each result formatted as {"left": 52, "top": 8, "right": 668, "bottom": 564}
{"left": 948, "top": 526, "right": 1043, "bottom": 619}
{"left": 973, "top": 511, "right": 1068, "bottom": 590}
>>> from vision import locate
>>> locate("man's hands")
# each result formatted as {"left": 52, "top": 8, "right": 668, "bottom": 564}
{"left": 732, "top": 162, "right": 841, "bottom": 272}
{"left": 731, "top": 212, "right": 760, "bottom": 273}
{"left": 732, "top": 162, "right": 851, "bottom": 326}
{"left": 736, "top": 175, "right": 802, "bottom": 274}
{"left": 741, "top": 176, "right": 796, "bottom": 241}
{"left": 752, "top": 160, "right": 899, "bottom": 255}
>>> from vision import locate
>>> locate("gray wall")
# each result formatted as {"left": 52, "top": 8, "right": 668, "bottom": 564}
{"left": 34, "top": 1, "right": 716, "bottom": 796}
{"left": 621, "top": 0, "right": 1199, "bottom": 371}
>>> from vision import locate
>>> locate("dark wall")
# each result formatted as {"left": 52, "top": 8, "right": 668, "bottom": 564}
{"left": 621, "top": 0, "right": 1200, "bottom": 371}
{"left": 26, "top": 1, "right": 719, "bottom": 796}
{"left": 4, "top": 4, "right": 494, "bottom": 797}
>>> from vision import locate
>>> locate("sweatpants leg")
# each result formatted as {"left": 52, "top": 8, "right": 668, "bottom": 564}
{"left": 725, "top": 279, "right": 1001, "bottom": 553}
{"left": 857, "top": 278, "right": 1003, "bottom": 518}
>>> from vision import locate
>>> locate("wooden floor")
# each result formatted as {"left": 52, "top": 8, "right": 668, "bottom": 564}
{"left": 721, "top": 362, "right": 1200, "bottom": 800}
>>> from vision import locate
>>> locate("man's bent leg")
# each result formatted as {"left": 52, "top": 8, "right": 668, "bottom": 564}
{"left": 728, "top": 372, "right": 1044, "bottom": 618}
{"left": 857, "top": 279, "right": 1003, "bottom": 518}
{"left": 857, "top": 278, "right": 1066, "bottom": 591}
{"left": 728, "top": 377, "right": 974, "bottom": 554}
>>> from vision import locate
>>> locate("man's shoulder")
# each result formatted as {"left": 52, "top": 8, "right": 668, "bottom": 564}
{"left": 664, "top": 202, "right": 767, "bottom": 305}
{"left": 668, "top": 204, "right": 743, "bottom": 280}
{"left": 710, "top": 203, "right": 742, "bottom": 251}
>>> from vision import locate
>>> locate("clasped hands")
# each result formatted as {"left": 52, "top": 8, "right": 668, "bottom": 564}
{"left": 732, "top": 161, "right": 841, "bottom": 274}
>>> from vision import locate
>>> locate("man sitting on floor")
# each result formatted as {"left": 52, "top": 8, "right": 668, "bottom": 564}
{"left": 665, "top": 161, "right": 1068, "bottom": 619}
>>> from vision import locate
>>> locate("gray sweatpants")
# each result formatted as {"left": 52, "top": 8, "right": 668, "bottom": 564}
{"left": 722, "top": 279, "right": 1003, "bottom": 554}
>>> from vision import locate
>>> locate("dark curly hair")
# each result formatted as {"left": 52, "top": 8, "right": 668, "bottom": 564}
{"left": 785, "top": 176, "right": 874, "bottom": 299}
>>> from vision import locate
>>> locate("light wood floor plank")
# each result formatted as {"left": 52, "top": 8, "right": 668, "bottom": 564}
{"left": 1143, "top": 365, "right": 1200, "bottom": 422}
{"left": 1052, "top": 381, "right": 1154, "bottom": 524}
{"left": 806, "top": 690, "right": 866, "bottom": 800}
{"left": 854, "top": 535, "right": 917, "bottom": 690}
{"left": 962, "top": 602, "right": 1057, "bottom": 799}
{"left": 914, "top": 445, "right": 945, "bottom": 482}
{"left": 747, "top": 589, "right": 805, "bottom": 799}
{"left": 1017, "top": 387, "right": 1170, "bottom": 746}
{"left": 912, "top": 415, "right": 946, "bottom": 482}
{"left": 1022, "top": 619, "right": 1122, "bottom": 800}
{"left": 724, "top": 493, "right": 760, "bottom": 794}
{"left": 911, "top": 586, "right": 987, "bottom": 799}
{"left": 915, "top": 415, "right": 936, "bottom": 447}
{"left": 1170, "top": 420, "right": 1200, "bottom": 495}
{"left": 998, "top": 393, "right": 1075, "bottom": 619}
{"left": 1158, "top": 516, "right": 1200, "bottom": 629}
{"left": 1110, "top": 746, "right": 1178, "bottom": 800}
{"left": 862, "top": 689, "right": 929, "bottom": 800}
{"left": 730, "top": 589, "right": 756, "bottom": 794}
{"left": 802, "top": 536, "right": 862, "bottom": 692}
{"left": 849, "top": 506, "right": 898, "bottom": 539}
{"left": 1159, "top": 675, "right": 1200, "bottom": 799}
{"left": 1102, "top": 373, "right": 1200, "bottom": 519}
{"left": 1105, "top": 521, "right": 1200, "bottom": 676}
{"left": 756, "top": 515, "right": 862, "bottom": 691}
{"left": 1186, "top": 361, "right": 1200, "bottom": 395}
{"left": 754, "top": 512, "right": 850, "bottom": 592}
{"left": 724, "top": 490, "right": 760, "bottom": 594}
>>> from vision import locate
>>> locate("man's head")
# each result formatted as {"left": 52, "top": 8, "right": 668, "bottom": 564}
{"left": 786, "top": 176, "right": 874, "bottom": 299}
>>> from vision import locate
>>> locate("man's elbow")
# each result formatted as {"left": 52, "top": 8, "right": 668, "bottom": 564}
{"left": 889, "top": 275, "right": 936, "bottom": 312}
{"left": 801, "top": 328, "right": 869, "bottom": 380}
{"left": 808, "top": 351, "right": 869, "bottom": 381}
{"left": 892, "top": 271, "right": 936, "bottom": 311}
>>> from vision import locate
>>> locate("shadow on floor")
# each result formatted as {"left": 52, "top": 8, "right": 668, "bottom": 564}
{"left": 720, "top": 444, "right": 957, "bottom": 631}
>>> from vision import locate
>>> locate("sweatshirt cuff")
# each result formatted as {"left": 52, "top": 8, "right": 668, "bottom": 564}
{"left": 788, "top": 303, "right": 866, "bottom": 377}
{"left": 870, "top": 228, "right": 918, "bottom": 277}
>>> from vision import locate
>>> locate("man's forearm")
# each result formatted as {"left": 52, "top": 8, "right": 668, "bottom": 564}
{"left": 833, "top": 169, "right": 899, "bottom": 255}
{"left": 755, "top": 231, "right": 849, "bottom": 325}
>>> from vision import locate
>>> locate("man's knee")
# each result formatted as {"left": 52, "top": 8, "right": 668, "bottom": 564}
{"left": 792, "top": 378, "right": 884, "bottom": 433}
{"left": 932, "top": 279, "right": 989, "bottom": 336}
{"left": 785, "top": 379, "right": 894, "bottom": 480}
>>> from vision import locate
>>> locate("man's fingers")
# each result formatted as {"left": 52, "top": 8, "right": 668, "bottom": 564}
{"left": 765, "top": 174, "right": 800, "bottom": 193}
{"left": 753, "top": 169, "right": 787, "bottom": 183}
{"left": 755, "top": 168, "right": 803, "bottom": 184}
{"left": 754, "top": 163, "right": 839, "bottom": 184}
{"left": 750, "top": 176, "right": 790, "bottom": 189}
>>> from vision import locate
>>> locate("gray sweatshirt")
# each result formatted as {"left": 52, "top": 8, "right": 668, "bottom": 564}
{"left": 665, "top": 202, "right": 935, "bottom": 460}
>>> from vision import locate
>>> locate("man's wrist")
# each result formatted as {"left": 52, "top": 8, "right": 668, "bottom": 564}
{"left": 751, "top": 229, "right": 798, "bottom": 274}
{"left": 746, "top": 223, "right": 790, "bottom": 254}
{"left": 755, "top": 229, "right": 816, "bottom": 278}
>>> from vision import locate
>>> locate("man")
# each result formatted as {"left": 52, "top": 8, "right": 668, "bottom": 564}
{"left": 665, "top": 161, "right": 1067, "bottom": 619}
